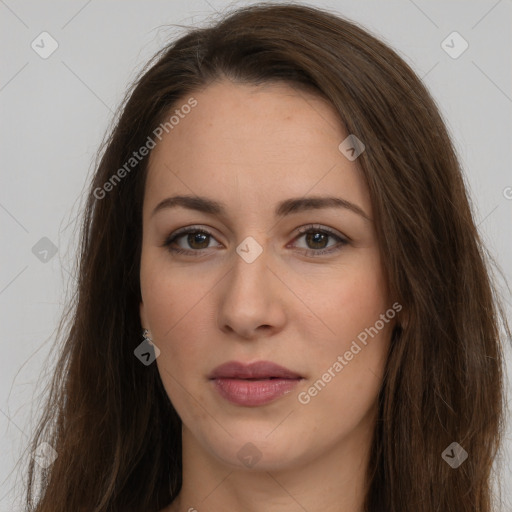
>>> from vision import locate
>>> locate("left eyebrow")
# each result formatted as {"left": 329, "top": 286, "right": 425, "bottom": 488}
{"left": 151, "top": 194, "right": 371, "bottom": 222}
{"left": 275, "top": 196, "right": 371, "bottom": 222}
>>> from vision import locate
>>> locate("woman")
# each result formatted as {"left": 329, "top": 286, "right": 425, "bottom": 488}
{"left": 25, "top": 3, "right": 509, "bottom": 512}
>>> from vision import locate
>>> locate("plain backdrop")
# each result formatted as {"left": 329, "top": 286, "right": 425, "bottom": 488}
{"left": 1, "top": 0, "right": 511, "bottom": 510}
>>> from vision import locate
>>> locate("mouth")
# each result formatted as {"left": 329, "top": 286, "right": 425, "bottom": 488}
{"left": 208, "top": 360, "right": 302, "bottom": 380}
{"left": 209, "top": 360, "right": 304, "bottom": 407}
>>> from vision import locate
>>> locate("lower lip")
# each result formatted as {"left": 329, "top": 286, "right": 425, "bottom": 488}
{"left": 212, "top": 377, "right": 302, "bottom": 406}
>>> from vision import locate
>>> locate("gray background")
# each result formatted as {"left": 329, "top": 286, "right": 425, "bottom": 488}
{"left": 1, "top": 0, "right": 511, "bottom": 510}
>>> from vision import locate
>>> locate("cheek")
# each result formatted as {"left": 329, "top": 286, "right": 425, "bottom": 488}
{"left": 140, "top": 258, "right": 217, "bottom": 394}
{"left": 293, "top": 253, "right": 390, "bottom": 348}
{"left": 296, "top": 321, "right": 391, "bottom": 443}
{"left": 296, "top": 363, "right": 384, "bottom": 454}
{"left": 140, "top": 272, "right": 189, "bottom": 386}
{"left": 291, "top": 253, "right": 391, "bottom": 412}
{"left": 148, "top": 298, "right": 209, "bottom": 417}
{"left": 140, "top": 252, "right": 217, "bottom": 345}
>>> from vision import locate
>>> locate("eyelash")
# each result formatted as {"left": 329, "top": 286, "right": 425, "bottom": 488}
{"left": 162, "top": 224, "right": 348, "bottom": 258}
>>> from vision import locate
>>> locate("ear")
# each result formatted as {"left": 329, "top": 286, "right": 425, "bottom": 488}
{"left": 140, "top": 300, "right": 148, "bottom": 330}
{"left": 387, "top": 297, "right": 408, "bottom": 331}
{"left": 396, "top": 303, "right": 409, "bottom": 331}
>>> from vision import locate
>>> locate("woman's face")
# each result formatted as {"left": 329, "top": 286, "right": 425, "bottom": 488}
{"left": 139, "top": 80, "right": 395, "bottom": 471}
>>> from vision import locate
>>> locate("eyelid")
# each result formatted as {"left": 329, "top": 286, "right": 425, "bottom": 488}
{"left": 287, "top": 224, "right": 349, "bottom": 257}
{"left": 294, "top": 224, "right": 349, "bottom": 242}
{"left": 165, "top": 224, "right": 218, "bottom": 240}
{"left": 162, "top": 225, "right": 222, "bottom": 249}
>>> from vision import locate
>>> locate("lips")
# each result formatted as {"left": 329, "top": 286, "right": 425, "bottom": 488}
{"left": 209, "top": 360, "right": 302, "bottom": 380}
{"left": 209, "top": 361, "right": 303, "bottom": 407}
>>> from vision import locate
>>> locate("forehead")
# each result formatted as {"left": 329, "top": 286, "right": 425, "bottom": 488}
{"left": 144, "top": 80, "right": 370, "bottom": 218}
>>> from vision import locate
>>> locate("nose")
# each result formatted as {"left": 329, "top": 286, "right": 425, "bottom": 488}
{"left": 217, "top": 245, "right": 287, "bottom": 340}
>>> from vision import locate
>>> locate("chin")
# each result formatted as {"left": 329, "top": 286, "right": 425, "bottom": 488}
{"left": 205, "top": 430, "right": 307, "bottom": 472}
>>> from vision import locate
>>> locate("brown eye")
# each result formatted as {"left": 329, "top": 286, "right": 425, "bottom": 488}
{"left": 185, "top": 232, "right": 210, "bottom": 250}
{"left": 293, "top": 225, "right": 348, "bottom": 257}
{"left": 163, "top": 224, "right": 348, "bottom": 258}
{"left": 304, "top": 231, "right": 330, "bottom": 250}
{"left": 163, "top": 227, "right": 220, "bottom": 255}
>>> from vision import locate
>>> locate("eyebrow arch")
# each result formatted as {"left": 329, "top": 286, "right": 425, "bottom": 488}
{"left": 151, "top": 194, "right": 371, "bottom": 222}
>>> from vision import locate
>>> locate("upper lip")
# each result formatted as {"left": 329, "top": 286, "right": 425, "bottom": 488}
{"left": 209, "top": 361, "right": 302, "bottom": 380}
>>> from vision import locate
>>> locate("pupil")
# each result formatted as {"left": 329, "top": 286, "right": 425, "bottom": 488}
{"left": 306, "top": 232, "right": 327, "bottom": 249}
{"left": 188, "top": 233, "right": 209, "bottom": 249}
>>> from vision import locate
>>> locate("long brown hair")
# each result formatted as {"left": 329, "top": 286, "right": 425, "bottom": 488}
{"left": 24, "top": 3, "right": 509, "bottom": 511}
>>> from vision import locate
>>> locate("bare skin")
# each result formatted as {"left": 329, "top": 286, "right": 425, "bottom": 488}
{"left": 139, "top": 80, "right": 395, "bottom": 512}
